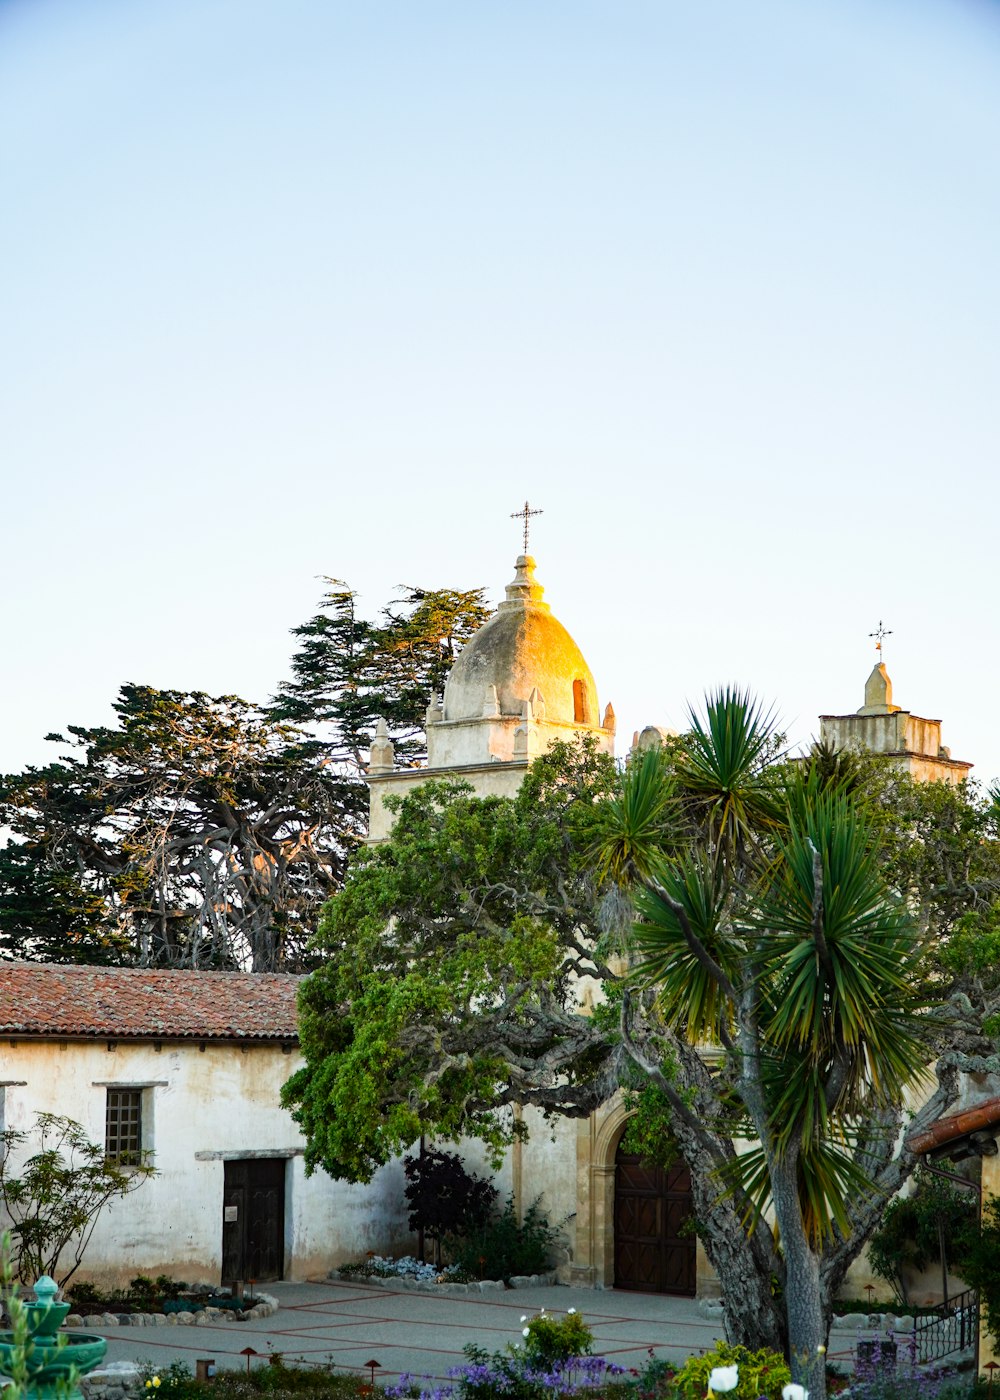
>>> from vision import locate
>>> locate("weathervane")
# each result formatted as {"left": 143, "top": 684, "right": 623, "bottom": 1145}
{"left": 510, "top": 500, "right": 543, "bottom": 554}
{"left": 869, "top": 620, "right": 893, "bottom": 659}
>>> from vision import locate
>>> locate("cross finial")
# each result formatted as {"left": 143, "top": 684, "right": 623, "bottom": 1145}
{"left": 869, "top": 620, "right": 893, "bottom": 658}
{"left": 510, "top": 500, "right": 543, "bottom": 554}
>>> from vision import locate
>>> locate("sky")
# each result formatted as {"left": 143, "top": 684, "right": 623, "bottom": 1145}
{"left": 2, "top": 0, "right": 999, "bottom": 784}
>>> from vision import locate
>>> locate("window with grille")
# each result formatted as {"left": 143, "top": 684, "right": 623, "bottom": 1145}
{"left": 105, "top": 1089, "right": 143, "bottom": 1165}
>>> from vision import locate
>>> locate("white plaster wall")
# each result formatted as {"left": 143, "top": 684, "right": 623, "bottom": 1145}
{"left": 368, "top": 763, "right": 527, "bottom": 840}
{"left": 0, "top": 1040, "right": 412, "bottom": 1288}
{"left": 518, "top": 1109, "right": 579, "bottom": 1268}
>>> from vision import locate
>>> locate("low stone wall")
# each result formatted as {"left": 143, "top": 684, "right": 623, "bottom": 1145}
{"left": 698, "top": 1299, "right": 917, "bottom": 1337}
{"left": 66, "top": 1293, "right": 279, "bottom": 1330}
{"left": 330, "top": 1269, "right": 558, "bottom": 1294}
{"left": 82, "top": 1366, "right": 144, "bottom": 1400}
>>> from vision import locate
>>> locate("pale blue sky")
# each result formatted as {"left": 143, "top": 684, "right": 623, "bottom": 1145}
{"left": 2, "top": 0, "right": 999, "bottom": 780}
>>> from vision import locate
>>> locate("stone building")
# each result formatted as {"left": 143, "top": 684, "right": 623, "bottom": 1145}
{"left": 819, "top": 661, "right": 971, "bottom": 784}
{"left": 0, "top": 962, "right": 414, "bottom": 1288}
{"left": 366, "top": 548, "right": 705, "bottom": 1297}
{"left": 367, "top": 552, "right": 616, "bottom": 841}
{"left": 365, "top": 554, "right": 979, "bottom": 1304}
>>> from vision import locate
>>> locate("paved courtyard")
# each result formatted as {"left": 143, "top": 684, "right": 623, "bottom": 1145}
{"left": 98, "top": 1278, "right": 729, "bottom": 1387}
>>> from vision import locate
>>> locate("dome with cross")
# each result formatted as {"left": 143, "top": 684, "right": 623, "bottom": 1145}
{"left": 441, "top": 553, "right": 604, "bottom": 733}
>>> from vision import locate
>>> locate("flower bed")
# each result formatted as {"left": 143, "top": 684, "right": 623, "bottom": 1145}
{"left": 331, "top": 1254, "right": 558, "bottom": 1292}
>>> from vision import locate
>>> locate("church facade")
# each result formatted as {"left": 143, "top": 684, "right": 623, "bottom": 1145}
{"left": 365, "top": 546, "right": 974, "bottom": 1300}
{"left": 366, "top": 549, "right": 706, "bottom": 1295}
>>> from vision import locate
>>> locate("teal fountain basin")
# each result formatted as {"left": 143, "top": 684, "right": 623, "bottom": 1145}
{"left": 0, "top": 1276, "right": 107, "bottom": 1400}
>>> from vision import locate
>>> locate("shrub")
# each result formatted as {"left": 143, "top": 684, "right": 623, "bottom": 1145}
{"left": 130, "top": 1275, "right": 159, "bottom": 1303}
{"left": 449, "top": 1196, "right": 558, "bottom": 1282}
{"left": 386, "top": 1311, "right": 610, "bottom": 1399}
{"left": 65, "top": 1281, "right": 100, "bottom": 1305}
{"left": 404, "top": 1149, "right": 497, "bottom": 1265}
{"left": 0, "top": 1113, "right": 155, "bottom": 1286}
{"left": 520, "top": 1307, "right": 593, "bottom": 1365}
{"left": 958, "top": 1196, "right": 1000, "bottom": 1344}
{"left": 868, "top": 1169, "right": 977, "bottom": 1305}
{"left": 672, "top": 1340, "right": 790, "bottom": 1400}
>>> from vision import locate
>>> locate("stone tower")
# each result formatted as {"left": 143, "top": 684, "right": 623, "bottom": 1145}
{"left": 367, "top": 552, "right": 615, "bottom": 840}
{"left": 819, "top": 662, "right": 971, "bottom": 785}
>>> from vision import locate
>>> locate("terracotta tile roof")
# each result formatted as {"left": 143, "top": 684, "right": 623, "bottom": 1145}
{"left": 907, "top": 1094, "right": 1000, "bottom": 1156}
{"left": 0, "top": 962, "right": 303, "bottom": 1041}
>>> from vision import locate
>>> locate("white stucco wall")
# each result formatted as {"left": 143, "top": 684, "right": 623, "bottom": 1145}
{"left": 0, "top": 1039, "right": 413, "bottom": 1288}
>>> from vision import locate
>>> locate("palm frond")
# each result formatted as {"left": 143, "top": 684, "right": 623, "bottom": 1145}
{"left": 632, "top": 853, "right": 737, "bottom": 1042}
{"left": 679, "top": 688, "right": 784, "bottom": 857}
{"left": 591, "top": 744, "right": 678, "bottom": 887}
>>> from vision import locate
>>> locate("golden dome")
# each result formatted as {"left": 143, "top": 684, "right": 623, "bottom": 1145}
{"left": 442, "top": 556, "right": 601, "bottom": 728}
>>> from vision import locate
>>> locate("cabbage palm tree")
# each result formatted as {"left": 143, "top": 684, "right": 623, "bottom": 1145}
{"left": 608, "top": 690, "right": 937, "bottom": 1397}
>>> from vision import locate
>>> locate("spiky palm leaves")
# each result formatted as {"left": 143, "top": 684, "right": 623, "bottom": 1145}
{"left": 618, "top": 688, "right": 933, "bottom": 1247}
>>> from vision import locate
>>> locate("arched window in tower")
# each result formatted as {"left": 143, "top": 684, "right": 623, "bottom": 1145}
{"left": 573, "top": 678, "right": 588, "bottom": 724}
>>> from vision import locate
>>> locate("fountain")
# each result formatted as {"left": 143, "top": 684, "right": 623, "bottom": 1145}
{"left": 0, "top": 1276, "right": 108, "bottom": 1400}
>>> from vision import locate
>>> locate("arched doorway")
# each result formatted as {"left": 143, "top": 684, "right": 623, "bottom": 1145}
{"left": 613, "top": 1139, "right": 696, "bottom": 1294}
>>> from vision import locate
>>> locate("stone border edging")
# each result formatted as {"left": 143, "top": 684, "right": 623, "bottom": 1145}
{"left": 65, "top": 1293, "right": 279, "bottom": 1329}
{"left": 697, "top": 1299, "right": 917, "bottom": 1334}
{"left": 329, "top": 1269, "right": 558, "bottom": 1294}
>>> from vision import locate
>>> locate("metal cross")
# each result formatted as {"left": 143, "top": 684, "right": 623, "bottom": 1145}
{"left": 510, "top": 500, "right": 543, "bottom": 553}
{"left": 869, "top": 620, "right": 893, "bottom": 657}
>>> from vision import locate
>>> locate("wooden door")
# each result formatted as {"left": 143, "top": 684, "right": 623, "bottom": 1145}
{"left": 614, "top": 1146, "right": 696, "bottom": 1295}
{"left": 222, "top": 1158, "right": 285, "bottom": 1283}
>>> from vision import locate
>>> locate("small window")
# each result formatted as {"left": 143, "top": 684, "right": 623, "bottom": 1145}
{"left": 106, "top": 1089, "right": 143, "bottom": 1165}
{"left": 573, "top": 679, "right": 587, "bottom": 724}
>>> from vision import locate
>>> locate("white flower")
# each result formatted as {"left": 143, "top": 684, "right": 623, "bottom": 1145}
{"left": 782, "top": 1385, "right": 809, "bottom": 1400}
{"left": 709, "top": 1366, "right": 740, "bottom": 1394}
{"left": 522, "top": 1327, "right": 530, "bottom": 1337}
{"left": 568, "top": 1308, "right": 576, "bottom": 1315}
{"left": 520, "top": 1316, "right": 527, "bottom": 1323}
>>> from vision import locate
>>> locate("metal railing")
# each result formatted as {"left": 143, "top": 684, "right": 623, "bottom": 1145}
{"left": 912, "top": 1288, "right": 979, "bottom": 1363}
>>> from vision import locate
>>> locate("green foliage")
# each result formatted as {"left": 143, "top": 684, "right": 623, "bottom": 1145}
{"left": 0, "top": 686, "right": 350, "bottom": 971}
{"left": 271, "top": 580, "right": 490, "bottom": 771}
{"left": 619, "top": 1351, "right": 677, "bottom": 1399}
{"left": 285, "top": 679, "right": 1000, "bottom": 1380}
{"left": 64, "top": 1281, "right": 100, "bottom": 1305}
{"left": 0, "top": 1113, "right": 154, "bottom": 1287}
{"left": 671, "top": 1340, "right": 791, "bottom": 1400}
{"left": 139, "top": 1361, "right": 195, "bottom": 1392}
{"left": 448, "top": 1197, "right": 558, "bottom": 1282}
{"left": 631, "top": 719, "right": 936, "bottom": 1249}
{"left": 520, "top": 1307, "right": 593, "bottom": 1365}
{"left": 676, "top": 686, "right": 784, "bottom": 860}
{"left": 282, "top": 739, "right": 619, "bottom": 1182}
{"left": 955, "top": 1196, "right": 1000, "bottom": 1343}
{"left": 0, "top": 580, "right": 488, "bottom": 971}
{"left": 867, "top": 1169, "right": 978, "bottom": 1303}
{"left": 139, "top": 1359, "right": 367, "bottom": 1400}
{"left": 619, "top": 1085, "right": 681, "bottom": 1170}
{"left": 0, "top": 1233, "right": 33, "bottom": 1400}
{"left": 590, "top": 743, "right": 679, "bottom": 886}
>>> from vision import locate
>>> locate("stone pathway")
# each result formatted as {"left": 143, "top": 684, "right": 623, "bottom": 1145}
{"left": 97, "top": 1278, "right": 728, "bottom": 1386}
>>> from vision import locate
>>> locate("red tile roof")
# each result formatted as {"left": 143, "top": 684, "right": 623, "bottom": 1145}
{"left": 907, "top": 1094, "right": 1000, "bottom": 1156}
{"left": 0, "top": 962, "right": 303, "bottom": 1041}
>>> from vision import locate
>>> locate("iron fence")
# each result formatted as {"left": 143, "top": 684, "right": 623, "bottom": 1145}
{"left": 912, "top": 1289, "right": 979, "bottom": 1363}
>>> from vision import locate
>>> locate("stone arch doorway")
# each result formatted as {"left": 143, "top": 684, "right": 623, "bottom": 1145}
{"left": 613, "top": 1136, "right": 696, "bottom": 1295}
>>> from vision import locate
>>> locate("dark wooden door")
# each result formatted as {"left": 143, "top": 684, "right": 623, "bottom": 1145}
{"left": 614, "top": 1146, "right": 696, "bottom": 1295}
{"left": 222, "top": 1158, "right": 285, "bottom": 1283}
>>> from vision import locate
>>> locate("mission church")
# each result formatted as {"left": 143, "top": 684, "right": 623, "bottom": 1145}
{"left": 0, "top": 519, "right": 975, "bottom": 1298}
{"left": 363, "top": 515, "right": 971, "bottom": 1297}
